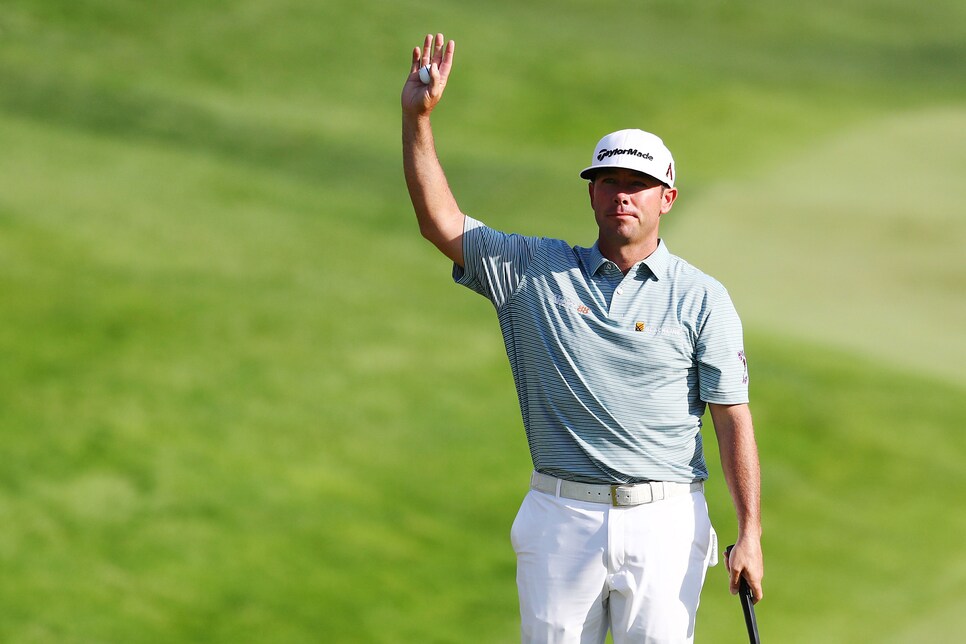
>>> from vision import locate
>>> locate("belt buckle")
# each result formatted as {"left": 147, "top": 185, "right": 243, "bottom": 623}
{"left": 610, "top": 484, "right": 628, "bottom": 507}
{"left": 610, "top": 483, "right": 660, "bottom": 506}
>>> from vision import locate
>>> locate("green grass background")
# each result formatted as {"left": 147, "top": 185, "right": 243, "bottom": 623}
{"left": 1, "top": 0, "right": 964, "bottom": 641}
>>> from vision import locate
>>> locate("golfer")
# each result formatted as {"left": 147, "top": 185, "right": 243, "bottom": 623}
{"left": 402, "top": 33, "right": 764, "bottom": 643}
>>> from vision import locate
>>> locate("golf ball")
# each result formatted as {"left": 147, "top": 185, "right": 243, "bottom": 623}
{"left": 419, "top": 65, "right": 431, "bottom": 84}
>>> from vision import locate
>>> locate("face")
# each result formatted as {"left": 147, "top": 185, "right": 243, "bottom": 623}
{"left": 588, "top": 168, "right": 677, "bottom": 249}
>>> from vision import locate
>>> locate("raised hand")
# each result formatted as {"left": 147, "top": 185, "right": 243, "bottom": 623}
{"left": 401, "top": 33, "right": 456, "bottom": 117}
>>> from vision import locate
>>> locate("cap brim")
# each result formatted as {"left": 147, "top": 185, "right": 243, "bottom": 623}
{"left": 579, "top": 165, "right": 671, "bottom": 187}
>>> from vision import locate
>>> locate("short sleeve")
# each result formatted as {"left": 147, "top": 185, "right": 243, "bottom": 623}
{"left": 452, "top": 215, "right": 542, "bottom": 309}
{"left": 695, "top": 288, "right": 750, "bottom": 404}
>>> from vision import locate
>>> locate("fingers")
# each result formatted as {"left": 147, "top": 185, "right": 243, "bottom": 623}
{"left": 724, "top": 543, "right": 764, "bottom": 603}
{"left": 416, "top": 33, "right": 455, "bottom": 82}
{"left": 420, "top": 33, "right": 443, "bottom": 68}
{"left": 729, "top": 568, "right": 743, "bottom": 595}
{"left": 749, "top": 578, "right": 764, "bottom": 604}
{"left": 410, "top": 47, "right": 420, "bottom": 75}
{"left": 433, "top": 32, "right": 444, "bottom": 64}
{"left": 420, "top": 34, "right": 433, "bottom": 67}
{"left": 402, "top": 33, "right": 454, "bottom": 116}
{"left": 729, "top": 567, "right": 764, "bottom": 603}
{"left": 439, "top": 38, "right": 456, "bottom": 78}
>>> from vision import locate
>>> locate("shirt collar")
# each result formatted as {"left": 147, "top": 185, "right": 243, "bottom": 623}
{"left": 638, "top": 239, "right": 670, "bottom": 281}
{"left": 579, "top": 239, "right": 671, "bottom": 280}
{"left": 579, "top": 243, "right": 612, "bottom": 276}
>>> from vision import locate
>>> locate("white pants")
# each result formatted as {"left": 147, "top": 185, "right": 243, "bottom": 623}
{"left": 511, "top": 486, "right": 718, "bottom": 644}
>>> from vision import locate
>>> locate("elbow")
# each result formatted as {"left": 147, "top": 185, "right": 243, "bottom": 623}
{"left": 417, "top": 211, "right": 464, "bottom": 247}
{"left": 417, "top": 220, "right": 443, "bottom": 246}
{"left": 415, "top": 215, "right": 464, "bottom": 266}
{"left": 415, "top": 221, "right": 450, "bottom": 259}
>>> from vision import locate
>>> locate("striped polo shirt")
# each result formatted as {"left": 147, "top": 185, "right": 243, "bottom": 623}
{"left": 453, "top": 215, "right": 749, "bottom": 484}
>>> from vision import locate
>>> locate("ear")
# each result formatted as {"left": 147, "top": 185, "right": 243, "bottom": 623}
{"left": 588, "top": 180, "right": 596, "bottom": 205}
{"left": 660, "top": 187, "right": 678, "bottom": 215}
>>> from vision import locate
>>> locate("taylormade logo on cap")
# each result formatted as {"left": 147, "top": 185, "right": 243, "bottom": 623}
{"left": 579, "top": 129, "right": 676, "bottom": 188}
{"left": 597, "top": 148, "right": 653, "bottom": 162}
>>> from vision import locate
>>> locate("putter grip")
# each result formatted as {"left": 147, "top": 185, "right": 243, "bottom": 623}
{"left": 725, "top": 545, "right": 761, "bottom": 644}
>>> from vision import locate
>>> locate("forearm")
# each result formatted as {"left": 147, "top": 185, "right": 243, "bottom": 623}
{"left": 714, "top": 404, "right": 761, "bottom": 539}
{"left": 710, "top": 402, "right": 764, "bottom": 600}
{"left": 401, "top": 113, "right": 464, "bottom": 264}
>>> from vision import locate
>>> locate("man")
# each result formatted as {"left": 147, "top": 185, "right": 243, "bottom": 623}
{"left": 402, "top": 33, "right": 763, "bottom": 643}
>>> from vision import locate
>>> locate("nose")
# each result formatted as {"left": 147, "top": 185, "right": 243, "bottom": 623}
{"left": 613, "top": 192, "right": 630, "bottom": 205}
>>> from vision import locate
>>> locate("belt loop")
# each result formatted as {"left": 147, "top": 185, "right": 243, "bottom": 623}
{"left": 555, "top": 477, "right": 562, "bottom": 498}
{"left": 654, "top": 482, "right": 666, "bottom": 502}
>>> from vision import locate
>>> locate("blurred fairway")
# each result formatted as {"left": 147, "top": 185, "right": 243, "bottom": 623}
{"left": 1, "top": 0, "right": 965, "bottom": 642}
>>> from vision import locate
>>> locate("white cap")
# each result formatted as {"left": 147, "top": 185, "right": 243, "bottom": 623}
{"left": 579, "top": 129, "right": 676, "bottom": 188}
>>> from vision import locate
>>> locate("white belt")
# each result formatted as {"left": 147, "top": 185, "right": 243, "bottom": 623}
{"left": 530, "top": 471, "right": 703, "bottom": 507}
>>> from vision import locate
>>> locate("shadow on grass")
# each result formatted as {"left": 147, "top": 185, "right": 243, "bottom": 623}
{"left": 0, "top": 65, "right": 392, "bottom": 186}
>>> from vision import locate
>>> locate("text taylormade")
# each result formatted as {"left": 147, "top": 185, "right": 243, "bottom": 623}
{"left": 597, "top": 148, "right": 654, "bottom": 162}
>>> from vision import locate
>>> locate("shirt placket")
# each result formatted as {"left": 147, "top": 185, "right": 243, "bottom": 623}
{"left": 608, "top": 272, "right": 640, "bottom": 321}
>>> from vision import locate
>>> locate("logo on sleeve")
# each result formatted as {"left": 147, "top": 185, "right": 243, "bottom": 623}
{"left": 738, "top": 350, "right": 749, "bottom": 384}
